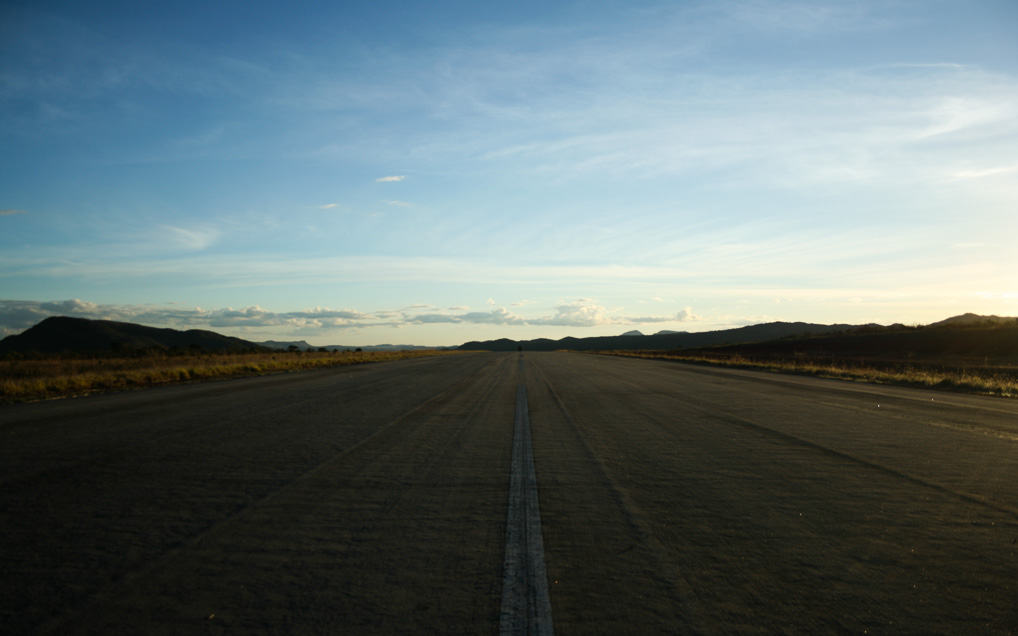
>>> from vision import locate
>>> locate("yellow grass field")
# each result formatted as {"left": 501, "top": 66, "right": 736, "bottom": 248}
{"left": 596, "top": 351, "right": 1018, "bottom": 398}
{"left": 0, "top": 349, "right": 467, "bottom": 404}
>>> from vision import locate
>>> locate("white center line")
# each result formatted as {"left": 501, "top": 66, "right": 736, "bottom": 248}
{"left": 499, "top": 365, "right": 554, "bottom": 636}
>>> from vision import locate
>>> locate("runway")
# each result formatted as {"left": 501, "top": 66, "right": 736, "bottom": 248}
{"left": 2, "top": 352, "right": 1016, "bottom": 633}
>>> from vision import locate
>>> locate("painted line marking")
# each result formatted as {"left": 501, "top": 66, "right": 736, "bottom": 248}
{"left": 499, "top": 367, "right": 554, "bottom": 635}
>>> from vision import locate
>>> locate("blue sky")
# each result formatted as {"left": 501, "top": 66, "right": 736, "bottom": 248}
{"left": 2, "top": 0, "right": 1016, "bottom": 345}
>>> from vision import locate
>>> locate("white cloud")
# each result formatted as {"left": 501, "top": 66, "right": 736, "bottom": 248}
{"left": 407, "top": 313, "right": 459, "bottom": 324}
{"left": 318, "top": 203, "right": 339, "bottom": 209}
{"left": 397, "top": 300, "right": 702, "bottom": 330}
{"left": 0, "top": 297, "right": 707, "bottom": 339}
{"left": 205, "top": 306, "right": 376, "bottom": 329}
{"left": 533, "top": 300, "right": 615, "bottom": 327}
{"left": 623, "top": 307, "right": 699, "bottom": 324}
{"left": 0, "top": 300, "right": 385, "bottom": 337}
{"left": 162, "top": 225, "right": 220, "bottom": 251}
{"left": 913, "top": 96, "right": 1011, "bottom": 141}
{"left": 375, "top": 175, "right": 405, "bottom": 182}
{"left": 407, "top": 306, "right": 526, "bottom": 325}
{"left": 373, "top": 35, "right": 1018, "bottom": 193}
{"left": 622, "top": 315, "right": 673, "bottom": 324}
{"left": 950, "top": 164, "right": 1018, "bottom": 180}
{"left": 384, "top": 200, "right": 410, "bottom": 207}
{"left": 0, "top": 299, "right": 126, "bottom": 337}
{"left": 463, "top": 307, "right": 527, "bottom": 325}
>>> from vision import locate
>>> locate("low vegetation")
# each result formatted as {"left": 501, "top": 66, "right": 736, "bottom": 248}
{"left": 0, "top": 349, "right": 463, "bottom": 404}
{"left": 598, "top": 350, "right": 1018, "bottom": 398}
{"left": 597, "top": 318, "right": 1018, "bottom": 398}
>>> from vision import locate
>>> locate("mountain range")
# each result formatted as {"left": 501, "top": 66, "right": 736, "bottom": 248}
{"left": 683, "top": 314, "right": 1018, "bottom": 365}
{"left": 1, "top": 313, "right": 1015, "bottom": 358}
{"left": 458, "top": 321, "right": 865, "bottom": 351}
{"left": 257, "top": 340, "right": 438, "bottom": 352}
{"left": 0, "top": 318, "right": 445, "bottom": 356}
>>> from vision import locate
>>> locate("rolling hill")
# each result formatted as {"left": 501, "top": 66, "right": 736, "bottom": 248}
{"left": 459, "top": 321, "right": 860, "bottom": 351}
{"left": 4, "top": 313, "right": 1015, "bottom": 362}
{"left": 678, "top": 317, "right": 1018, "bottom": 367}
{"left": 258, "top": 340, "right": 440, "bottom": 352}
{"left": 0, "top": 316, "right": 267, "bottom": 356}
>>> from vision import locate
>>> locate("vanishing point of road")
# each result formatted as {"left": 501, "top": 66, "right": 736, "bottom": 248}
{"left": 2, "top": 352, "right": 1017, "bottom": 634}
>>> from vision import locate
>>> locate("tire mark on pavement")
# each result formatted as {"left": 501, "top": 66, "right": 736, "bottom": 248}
{"left": 0, "top": 365, "right": 442, "bottom": 487}
{"left": 714, "top": 408, "right": 1018, "bottom": 519}
{"left": 35, "top": 358, "right": 507, "bottom": 635}
{"left": 599, "top": 355, "right": 1018, "bottom": 440}
{"left": 500, "top": 356, "right": 554, "bottom": 636}
{"left": 603, "top": 368, "right": 1018, "bottom": 521}
{"left": 529, "top": 360, "right": 713, "bottom": 634}
{"left": 522, "top": 354, "right": 1018, "bottom": 632}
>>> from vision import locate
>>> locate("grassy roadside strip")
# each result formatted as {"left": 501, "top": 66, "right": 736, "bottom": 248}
{"left": 0, "top": 350, "right": 467, "bottom": 404}
{"left": 593, "top": 351, "right": 1018, "bottom": 398}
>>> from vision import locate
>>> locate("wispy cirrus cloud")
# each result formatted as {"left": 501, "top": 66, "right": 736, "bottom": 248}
{"left": 162, "top": 225, "right": 220, "bottom": 251}
{"left": 268, "top": 8, "right": 1018, "bottom": 196}
{"left": 722, "top": 1, "right": 873, "bottom": 34}
{"left": 375, "top": 175, "right": 405, "bottom": 182}
{"left": 950, "top": 164, "right": 1018, "bottom": 180}
{"left": 318, "top": 202, "right": 339, "bottom": 209}
{"left": 0, "top": 209, "right": 26, "bottom": 216}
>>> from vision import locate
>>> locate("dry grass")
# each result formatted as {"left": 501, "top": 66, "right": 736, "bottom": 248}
{"left": 0, "top": 349, "right": 466, "bottom": 404}
{"left": 597, "top": 351, "right": 1018, "bottom": 398}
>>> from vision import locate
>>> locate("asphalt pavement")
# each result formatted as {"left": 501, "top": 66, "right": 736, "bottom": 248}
{"left": 2, "top": 352, "right": 1017, "bottom": 633}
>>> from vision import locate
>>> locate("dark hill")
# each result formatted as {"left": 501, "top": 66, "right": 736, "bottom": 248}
{"left": 929, "top": 313, "right": 1016, "bottom": 328}
{"left": 258, "top": 339, "right": 316, "bottom": 351}
{"left": 258, "top": 340, "right": 441, "bottom": 352}
{"left": 0, "top": 316, "right": 267, "bottom": 356}
{"left": 684, "top": 317, "right": 1018, "bottom": 366}
{"left": 459, "top": 321, "right": 856, "bottom": 351}
{"left": 459, "top": 337, "right": 520, "bottom": 351}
